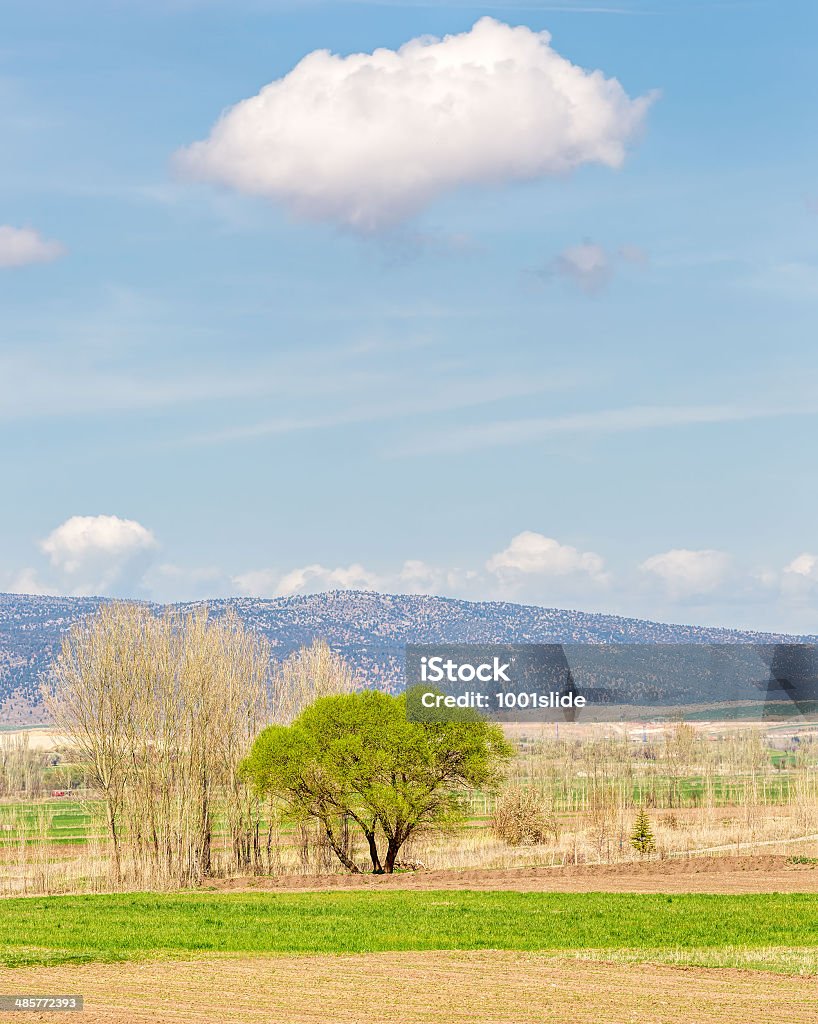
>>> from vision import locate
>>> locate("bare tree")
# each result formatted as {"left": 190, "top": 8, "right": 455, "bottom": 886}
{"left": 271, "top": 639, "right": 358, "bottom": 724}
{"left": 45, "top": 603, "right": 271, "bottom": 887}
{"left": 44, "top": 602, "right": 149, "bottom": 882}
{"left": 0, "top": 733, "right": 54, "bottom": 798}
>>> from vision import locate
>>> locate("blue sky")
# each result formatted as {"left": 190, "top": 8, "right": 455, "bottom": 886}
{"left": 1, "top": 0, "right": 817, "bottom": 632}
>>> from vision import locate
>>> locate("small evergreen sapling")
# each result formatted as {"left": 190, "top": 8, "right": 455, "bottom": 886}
{"left": 630, "top": 808, "right": 656, "bottom": 855}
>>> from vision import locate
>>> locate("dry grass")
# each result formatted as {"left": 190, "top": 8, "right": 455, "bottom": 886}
{"left": 2, "top": 951, "right": 816, "bottom": 1024}
{"left": 3, "top": 720, "right": 818, "bottom": 892}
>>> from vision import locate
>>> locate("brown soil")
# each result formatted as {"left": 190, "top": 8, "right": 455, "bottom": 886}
{"left": 1, "top": 951, "right": 815, "bottom": 1024}
{"left": 209, "top": 854, "right": 818, "bottom": 895}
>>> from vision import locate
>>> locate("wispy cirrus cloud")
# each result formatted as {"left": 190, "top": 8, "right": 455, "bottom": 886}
{"left": 342, "top": 1, "right": 641, "bottom": 11}
{"left": 184, "top": 372, "right": 574, "bottom": 444}
{"left": 395, "top": 401, "right": 818, "bottom": 456}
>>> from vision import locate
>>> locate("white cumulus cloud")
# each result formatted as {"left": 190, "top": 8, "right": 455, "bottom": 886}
{"left": 640, "top": 548, "right": 730, "bottom": 598}
{"left": 234, "top": 562, "right": 381, "bottom": 598}
{"left": 0, "top": 226, "right": 65, "bottom": 268}
{"left": 233, "top": 558, "right": 482, "bottom": 600}
{"left": 783, "top": 553, "right": 818, "bottom": 580}
{"left": 487, "top": 531, "right": 608, "bottom": 583}
{"left": 39, "top": 514, "right": 158, "bottom": 595}
{"left": 5, "top": 568, "right": 59, "bottom": 597}
{"left": 776, "top": 552, "right": 818, "bottom": 601}
{"left": 398, "top": 559, "right": 478, "bottom": 595}
{"left": 176, "top": 17, "right": 654, "bottom": 231}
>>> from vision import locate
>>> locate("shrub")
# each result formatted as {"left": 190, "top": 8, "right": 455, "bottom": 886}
{"left": 491, "top": 786, "right": 558, "bottom": 847}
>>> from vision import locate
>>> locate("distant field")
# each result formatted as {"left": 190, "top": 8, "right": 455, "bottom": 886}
{"left": 0, "top": 801, "right": 94, "bottom": 845}
{"left": 1, "top": 890, "right": 817, "bottom": 973}
{"left": 4, "top": 720, "right": 818, "bottom": 891}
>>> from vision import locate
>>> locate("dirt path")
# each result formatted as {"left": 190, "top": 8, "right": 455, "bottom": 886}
{"left": 0, "top": 952, "right": 815, "bottom": 1024}
{"left": 668, "top": 834, "right": 818, "bottom": 856}
{"left": 211, "top": 855, "right": 818, "bottom": 895}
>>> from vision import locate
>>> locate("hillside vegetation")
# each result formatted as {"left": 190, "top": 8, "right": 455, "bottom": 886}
{"left": 1, "top": 591, "right": 812, "bottom": 722}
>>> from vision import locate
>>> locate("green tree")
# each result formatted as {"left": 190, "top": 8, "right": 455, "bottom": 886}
{"left": 630, "top": 808, "right": 656, "bottom": 856}
{"left": 240, "top": 689, "right": 512, "bottom": 873}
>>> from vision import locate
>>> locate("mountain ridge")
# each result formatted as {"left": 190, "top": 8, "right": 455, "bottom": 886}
{"left": 1, "top": 590, "right": 814, "bottom": 725}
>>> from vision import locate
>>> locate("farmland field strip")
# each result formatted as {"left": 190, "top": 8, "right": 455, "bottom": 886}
{"left": 1, "top": 891, "right": 817, "bottom": 970}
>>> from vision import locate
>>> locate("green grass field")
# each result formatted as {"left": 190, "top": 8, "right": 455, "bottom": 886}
{"left": 0, "top": 801, "right": 96, "bottom": 846}
{"left": 1, "top": 891, "right": 816, "bottom": 972}
{"left": 529, "top": 774, "right": 799, "bottom": 810}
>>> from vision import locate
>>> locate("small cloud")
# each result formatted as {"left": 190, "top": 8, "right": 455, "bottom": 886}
{"left": 784, "top": 553, "right": 818, "bottom": 579}
{"left": 545, "top": 240, "right": 648, "bottom": 294}
{"left": 398, "top": 559, "right": 477, "bottom": 595}
{"left": 618, "top": 244, "right": 649, "bottom": 265}
{"left": 639, "top": 548, "right": 730, "bottom": 599}
{"left": 553, "top": 242, "right": 613, "bottom": 294}
{"left": 233, "top": 558, "right": 481, "bottom": 600}
{"left": 487, "top": 531, "right": 608, "bottom": 584}
{"left": 234, "top": 562, "right": 380, "bottom": 598}
{"left": 5, "top": 568, "right": 59, "bottom": 597}
{"left": 0, "top": 226, "right": 65, "bottom": 269}
{"left": 777, "top": 553, "right": 818, "bottom": 601}
{"left": 175, "top": 17, "right": 654, "bottom": 232}
{"left": 39, "top": 514, "right": 158, "bottom": 596}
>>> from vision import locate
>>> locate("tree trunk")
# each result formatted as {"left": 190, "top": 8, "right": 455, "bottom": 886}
{"left": 202, "top": 826, "right": 212, "bottom": 879}
{"left": 366, "top": 831, "right": 383, "bottom": 873}
{"left": 265, "top": 821, "right": 275, "bottom": 873}
{"left": 384, "top": 837, "right": 401, "bottom": 874}
{"left": 200, "top": 777, "right": 212, "bottom": 881}
{"left": 105, "top": 796, "right": 121, "bottom": 885}
{"left": 324, "top": 821, "right": 361, "bottom": 873}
